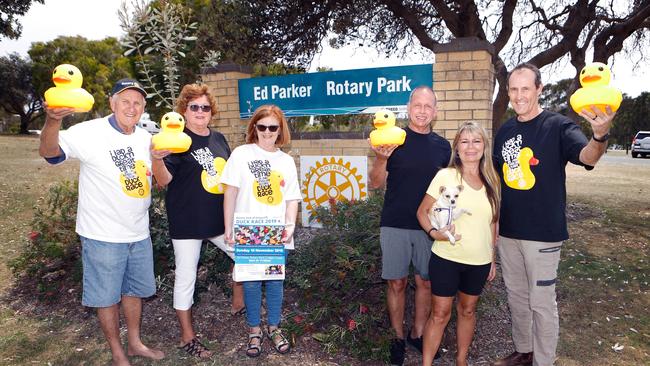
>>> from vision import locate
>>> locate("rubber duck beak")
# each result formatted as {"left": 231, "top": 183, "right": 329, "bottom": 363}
{"left": 529, "top": 156, "right": 539, "bottom": 166}
{"left": 167, "top": 122, "right": 181, "bottom": 129}
{"left": 582, "top": 75, "right": 601, "bottom": 83}
{"left": 374, "top": 120, "right": 387, "bottom": 128}
{"left": 280, "top": 179, "right": 285, "bottom": 187}
{"left": 53, "top": 76, "right": 72, "bottom": 84}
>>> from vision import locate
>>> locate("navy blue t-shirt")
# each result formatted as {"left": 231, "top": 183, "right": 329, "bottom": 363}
{"left": 493, "top": 110, "right": 590, "bottom": 242}
{"left": 164, "top": 128, "right": 230, "bottom": 239}
{"left": 381, "top": 127, "right": 451, "bottom": 229}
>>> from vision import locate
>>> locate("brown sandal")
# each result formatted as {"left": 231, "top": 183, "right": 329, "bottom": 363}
{"left": 178, "top": 337, "right": 213, "bottom": 359}
{"left": 267, "top": 327, "right": 291, "bottom": 354}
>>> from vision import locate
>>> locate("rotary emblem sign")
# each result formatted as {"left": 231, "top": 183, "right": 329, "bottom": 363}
{"left": 300, "top": 156, "right": 368, "bottom": 227}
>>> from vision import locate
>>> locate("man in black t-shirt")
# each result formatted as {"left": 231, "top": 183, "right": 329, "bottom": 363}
{"left": 491, "top": 63, "right": 615, "bottom": 366}
{"left": 369, "top": 86, "right": 451, "bottom": 365}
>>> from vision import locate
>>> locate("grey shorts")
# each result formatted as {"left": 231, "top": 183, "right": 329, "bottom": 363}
{"left": 380, "top": 226, "right": 433, "bottom": 280}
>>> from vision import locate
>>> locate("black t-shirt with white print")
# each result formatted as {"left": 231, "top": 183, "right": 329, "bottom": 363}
{"left": 164, "top": 128, "right": 230, "bottom": 239}
{"left": 493, "top": 110, "right": 589, "bottom": 242}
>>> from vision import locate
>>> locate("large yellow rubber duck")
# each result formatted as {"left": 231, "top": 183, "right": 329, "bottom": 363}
{"left": 44, "top": 64, "right": 94, "bottom": 112}
{"left": 151, "top": 112, "right": 192, "bottom": 153}
{"left": 369, "top": 110, "right": 406, "bottom": 146}
{"left": 120, "top": 160, "right": 151, "bottom": 198}
{"left": 570, "top": 62, "right": 622, "bottom": 114}
{"left": 201, "top": 157, "right": 227, "bottom": 194}
{"left": 253, "top": 170, "right": 284, "bottom": 206}
{"left": 503, "top": 147, "right": 538, "bottom": 190}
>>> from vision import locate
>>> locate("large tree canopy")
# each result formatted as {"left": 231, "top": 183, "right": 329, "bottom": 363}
{"left": 0, "top": 0, "right": 43, "bottom": 40}
{"left": 220, "top": 0, "right": 650, "bottom": 128}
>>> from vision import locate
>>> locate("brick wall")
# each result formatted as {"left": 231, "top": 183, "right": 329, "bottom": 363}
{"left": 202, "top": 37, "right": 495, "bottom": 180}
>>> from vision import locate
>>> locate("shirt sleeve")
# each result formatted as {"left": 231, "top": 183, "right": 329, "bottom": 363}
{"left": 58, "top": 125, "right": 88, "bottom": 161}
{"left": 425, "top": 168, "right": 449, "bottom": 199}
{"left": 220, "top": 147, "right": 241, "bottom": 188}
{"left": 163, "top": 154, "right": 180, "bottom": 177}
{"left": 560, "top": 118, "right": 589, "bottom": 166}
{"left": 282, "top": 156, "right": 302, "bottom": 201}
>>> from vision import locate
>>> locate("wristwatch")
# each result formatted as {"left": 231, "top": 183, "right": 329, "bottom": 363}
{"left": 427, "top": 227, "right": 437, "bottom": 236}
{"left": 592, "top": 133, "right": 609, "bottom": 143}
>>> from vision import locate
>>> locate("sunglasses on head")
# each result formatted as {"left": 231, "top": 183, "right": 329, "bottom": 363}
{"left": 255, "top": 124, "right": 280, "bottom": 132}
{"left": 188, "top": 104, "right": 211, "bottom": 112}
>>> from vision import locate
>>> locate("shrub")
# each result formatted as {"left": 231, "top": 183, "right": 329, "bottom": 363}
{"left": 10, "top": 180, "right": 81, "bottom": 298}
{"left": 286, "top": 194, "right": 390, "bottom": 362}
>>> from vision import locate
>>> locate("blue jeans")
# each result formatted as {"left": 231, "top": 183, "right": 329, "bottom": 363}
{"left": 243, "top": 280, "right": 284, "bottom": 327}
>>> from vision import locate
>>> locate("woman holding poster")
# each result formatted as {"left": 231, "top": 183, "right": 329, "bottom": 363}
{"left": 221, "top": 104, "right": 301, "bottom": 358}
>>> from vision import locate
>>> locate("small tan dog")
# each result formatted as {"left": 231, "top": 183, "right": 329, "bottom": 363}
{"left": 428, "top": 185, "right": 472, "bottom": 245}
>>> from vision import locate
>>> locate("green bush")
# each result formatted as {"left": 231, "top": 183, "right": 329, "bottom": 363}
{"left": 286, "top": 194, "right": 390, "bottom": 362}
{"left": 9, "top": 180, "right": 81, "bottom": 298}
{"left": 11, "top": 181, "right": 232, "bottom": 302}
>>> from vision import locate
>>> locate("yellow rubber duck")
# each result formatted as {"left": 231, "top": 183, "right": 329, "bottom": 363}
{"left": 369, "top": 110, "right": 406, "bottom": 146}
{"left": 503, "top": 147, "right": 539, "bottom": 190}
{"left": 120, "top": 160, "right": 151, "bottom": 198}
{"left": 253, "top": 170, "right": 285, "bottom": 206}
{"left": 201, "top": 157, "right": 227, "bottom": 194}
{"left": 44, "top": 64, "right": 94, "bottom": 112}
{"left": 570, "top": 62, "right": 622, "bottom": 114}
{"left": 151, "top": 112, "right": 192, "bottom": 153}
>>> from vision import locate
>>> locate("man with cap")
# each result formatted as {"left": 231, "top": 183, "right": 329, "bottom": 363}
{"left": 40, "top": 78, "right": 164, "bottom": 366}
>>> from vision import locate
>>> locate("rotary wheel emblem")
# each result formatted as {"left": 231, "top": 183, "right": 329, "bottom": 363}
{"left": 301, "top": 157, "right": 367, "bottom": 217}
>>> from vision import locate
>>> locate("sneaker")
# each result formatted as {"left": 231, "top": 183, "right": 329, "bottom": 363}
{"left": 406, "top": 332, "right": 441, "bottom": 359}
{"left": 389, "top": 338, "right": 405, "bottom": 366}
{"left": 491, "top": 351, "right": 533, "bottom": 366}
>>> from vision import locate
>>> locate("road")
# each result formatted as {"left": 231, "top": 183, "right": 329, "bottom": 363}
{"left": 601, "top": 150, "right": 650, "bottom": 166}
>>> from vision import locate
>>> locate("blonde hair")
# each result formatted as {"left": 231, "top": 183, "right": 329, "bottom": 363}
{"left": 246, "top": 104, "right": 291, "bottom": 147}
{"left": 449, "top": 121, "right": 501, "bottom": 223}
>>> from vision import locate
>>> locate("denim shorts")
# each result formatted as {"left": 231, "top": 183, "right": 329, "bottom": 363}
{"left": 81, "top": 236, "right": 156, "bottom": 307}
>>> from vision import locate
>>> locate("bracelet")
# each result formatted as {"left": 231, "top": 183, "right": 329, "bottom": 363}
{"left": 427, "top": 227, "right": 437, "bottom": 236}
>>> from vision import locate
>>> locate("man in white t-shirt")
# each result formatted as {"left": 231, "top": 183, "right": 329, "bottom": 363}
{"left": 39, "top": 79, "right": 164, "bottom": 366}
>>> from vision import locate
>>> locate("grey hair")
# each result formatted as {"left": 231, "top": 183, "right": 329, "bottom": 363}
{"left": 508, "top": 63, "right": 542, "bottom": 88}
{"left": 408, "top": 85, "right": 437, "bottom": 105}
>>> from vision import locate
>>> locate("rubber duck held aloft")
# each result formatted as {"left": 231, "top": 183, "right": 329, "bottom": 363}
{"left": 151, "top": 112, "right": 192, "bottom": 153}
{"left": 570, "top": 62, "right": 622, "bottom": 114}
{"left": 44, "top": 64, "right": 94, "bottom": 112}
{"left": 369, "top": 109, "right": 406, "bottom": 146}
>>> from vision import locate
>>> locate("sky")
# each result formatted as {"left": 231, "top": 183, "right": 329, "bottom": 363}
{"left": 1, "top": 0, "right": 648, "bottom": 98}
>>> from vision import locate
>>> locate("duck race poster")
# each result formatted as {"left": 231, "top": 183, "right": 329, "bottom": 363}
{"left": 300, "top": 156, "right": 368, "bottom": 227}
{"left": 232, "top": 214, "right": 286, "bottom": 282}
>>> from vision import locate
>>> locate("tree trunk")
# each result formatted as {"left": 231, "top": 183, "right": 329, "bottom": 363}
{"left": 19, "top": 114, "right": 31, "bottom": 134}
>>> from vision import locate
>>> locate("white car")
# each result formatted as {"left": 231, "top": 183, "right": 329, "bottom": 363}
{"left": 137, "top": 113, "right": 160, "bottom": 134}
{"left": 631, "top": 131, "right": 650, "bottom": 158}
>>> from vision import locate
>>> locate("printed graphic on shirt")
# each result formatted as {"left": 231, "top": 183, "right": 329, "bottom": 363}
{"left": 501, "top": 134, "right": 539, "bottom": 190}
{"left": 110, "top": 147, "right": 150, "bottom": 198}
{"left": 248, "top": 159, "right": 284, "bottom": 206}
{"left": 191, "top": 147, "right": 226, "bottom": 194}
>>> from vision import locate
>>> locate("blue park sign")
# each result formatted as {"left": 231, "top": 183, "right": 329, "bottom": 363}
{"left": 237, "top": 64, "right": 433, "bottom": 118}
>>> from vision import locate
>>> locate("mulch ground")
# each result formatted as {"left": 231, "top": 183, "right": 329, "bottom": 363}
{"left": 5, "top": 228, "right": 516, "bottom": 366}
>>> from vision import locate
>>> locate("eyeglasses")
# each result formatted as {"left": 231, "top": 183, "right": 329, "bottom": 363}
{"left": 255, "top": 124, "right": 280, "bottom": 132}
{"left": 188, "top": 104, "right": 211, "bottom": 112}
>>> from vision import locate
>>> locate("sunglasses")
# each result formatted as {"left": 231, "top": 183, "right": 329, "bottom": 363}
{"left": 255, "top": 124, "right": 280, "bottom": 132}
{"left": 188, "top": 104, "right": 211, "bottom": 112}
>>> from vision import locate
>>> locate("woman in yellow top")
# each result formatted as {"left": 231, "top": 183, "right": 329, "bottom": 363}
{"left": 416, "top": 121, "right": 501, "bottom": 366}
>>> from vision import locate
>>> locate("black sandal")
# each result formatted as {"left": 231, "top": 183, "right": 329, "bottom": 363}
{"left": 267, "top": 327, "right": 291, "bottom": 354}
{"left": 178, "top": 337, "right": 213, "bottom": 359}
{"left": 246, "top": 331, "right": 263, "bottom": 357}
